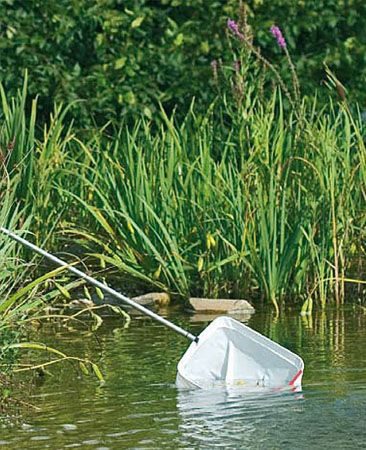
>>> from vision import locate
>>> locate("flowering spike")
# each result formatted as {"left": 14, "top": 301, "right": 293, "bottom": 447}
{"left": 227, "top": 19, "right": 239, "bottom": 36}
{"left": 270, "top": 25, "right": 286, "bottom": 48}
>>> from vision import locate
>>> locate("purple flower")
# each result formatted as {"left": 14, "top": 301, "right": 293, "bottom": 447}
{"left": 227, "top": 19, "right": 240, "bottom": 36}
{"left": 270, "top": 25, "right": 286, "bottom": 48}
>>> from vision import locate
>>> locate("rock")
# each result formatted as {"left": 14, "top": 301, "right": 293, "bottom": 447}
{"left": 69, "top": 298, "right": 94, "bottom": 308}
{"left": 131, "top": 292, "right": 171, "bottom": 307}
{"left": 189, "top": 312, "right": 253, "bottom": 323}
{"left": 187, "top": 298, "right": 255, "bottom": 313}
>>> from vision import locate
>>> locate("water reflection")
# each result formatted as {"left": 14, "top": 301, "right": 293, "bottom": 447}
{"left": 177, "top": 384, "right": 366, "bottom": 449}
{"left": 1, "top": 308, "right": 366, "bottom": 449}
{"left": 177, "top": 387, "right": 304, "bottom": 449}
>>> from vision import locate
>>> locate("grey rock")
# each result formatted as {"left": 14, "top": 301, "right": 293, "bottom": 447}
{"left": 188, "top": 297, "right": 255, "bottom": 313}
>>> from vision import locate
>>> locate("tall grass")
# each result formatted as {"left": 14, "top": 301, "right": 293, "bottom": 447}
{"left": 61, "top": 85, "right": 365, "bottom": 310}
{"left": 0, "top": 77, "right": 138, "bottom": 394}
{"left": 1, "top": 70, "right": 366, "bottom": 312}
{"left": 0, "top": 77, "right": 72, "bottom": 337}
{"left": 0, "top": 73, "right": 86, "bottom": 248}
{"left": 0, "top": 174, "right": 31, "bottom": 307}
{"left": 0, "top": 78, "right": 90, "bottom": 383}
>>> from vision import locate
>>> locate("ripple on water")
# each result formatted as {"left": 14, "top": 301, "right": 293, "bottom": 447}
{"left": 1, "top": 310, "right": 366, "bottom": 449}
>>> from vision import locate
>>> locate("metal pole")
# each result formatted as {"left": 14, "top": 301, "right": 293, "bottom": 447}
{"left": 1, "top": 227, "right": 198, "bottom": 343}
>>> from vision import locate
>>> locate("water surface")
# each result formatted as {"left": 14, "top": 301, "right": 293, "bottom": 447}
{"left": 1, "top": 307, "right": 365, "bottom": 449}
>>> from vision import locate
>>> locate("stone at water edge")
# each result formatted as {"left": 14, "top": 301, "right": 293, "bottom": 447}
{"left": 189, "top": 312, "right": 253, "bottom": 323}
{"left": 187, "top": 298, "right": 255, "bottom": 313}
{"left": 131, "top": 292, "right": 171, "bottom": 307}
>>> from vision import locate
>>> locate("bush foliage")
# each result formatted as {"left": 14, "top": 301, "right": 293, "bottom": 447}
{"left": 0, "top": 0, "right": 365, "bottom": 126}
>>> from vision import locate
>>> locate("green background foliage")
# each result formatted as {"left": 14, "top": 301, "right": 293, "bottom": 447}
{"left": 0, "top": 0, "right": 365, "bottom": 123}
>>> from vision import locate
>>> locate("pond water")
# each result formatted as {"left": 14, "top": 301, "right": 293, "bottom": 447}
{"left": 1, "top": 306, "right": 366, "bottom": 449}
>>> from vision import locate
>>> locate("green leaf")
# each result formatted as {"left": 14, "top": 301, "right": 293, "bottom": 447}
{"left": 201, "top": 41, "right": 209, "bottom": 53}
{"left": 54, "top": 282, "right": 71, "bottom": 300}
{"left": 95, "top": 287, "right": 104, "bottom": 300}
{"left": 131, "top": 17, "right": 144, "bottom": 28}
{"left": 79, "top": 361, "right": 89, "bottom": 375}
{"left": 83, "top": 286, "right": 92, "bottom": 301}
{"left": 124, "top": 91, "right": 136, "bottom": 105}
{"left": 114, "top": 57, "right": 127, "bottom": 69}
{"left": 0, "top": 265, "right": 71, "bottom": 314}
{"left": 92, "top": 363, "right": 104, "bottom": 383}
{"left": 174, "top": 33, "right": 184, "bottom": 46}
{"left": 143, "top": 106, "right": 152, "bottom": 119}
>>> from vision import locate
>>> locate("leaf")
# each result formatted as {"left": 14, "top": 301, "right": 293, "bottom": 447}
{"left": 93, "top": 209, "right": 116, "bottom": 237}
{"left": 109, "top": 305, "right": 131, "bottom": 323}
{"left": 79, "top": 361, "right": 89, "bottom": 375}
{"left": 153, "top": 264, "right": 162, "bottom": 279}
{"left": 131, "top": 17, "right": 144, "bottom": 28}
{"left": 197, "top": 256, "right": 204, "bottom": 272}
{"left": 127, "top": 220, "right": 135, "bottom": 234}
{"left": 206, "top": 254, "right": 238, "bottom": 273}
{"left": 124, "top": 91, "right": 136, "bottom": 105}
{"left": 83, "top": 286, "right": 92, "bottom": 301}
{"left": 174, "top": 33, "right": 184, "bottom": 46}
{"left": 8, "top": 342, "right": 67, "bottom": 358}
{"left": 143, "top": 106, "right": 152, "bottom": 119}
{"left": 0, "top": 265, "right": 72, "bottom": 314}
{"left": 90, "top": 311, "right": 103, "bottom": 329}
{"left": 114, "top": 57, "right": 127, "bottom": 69}
{"left": 0, "top": 270, "right": 10, "bottom": 280}
{"left": 96, "top": 33, "right": 104, "bottom": 46}
{"left": 73, "top": 63, "right": 81, "bottom": 76}
{"left": 91, "top": 363, "right": 104, "bottom": 383}
{"left": 95, "top": 287, "right": 104, "bottom": 300}
{"left": 206, "top": 233, "right": 213, "bottom": 249}
{"left": 301, "top": 297, "right": 313, "bottom": 315}
{"left": 54, "top": 282, "right": 71, "bottom": 300}
{"left": 201, "top": 41, "right": 209, "bottom": 53}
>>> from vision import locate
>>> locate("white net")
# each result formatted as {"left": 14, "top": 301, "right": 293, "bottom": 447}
{"left": 177, "top": 317, "right": 303, "bottom": 390}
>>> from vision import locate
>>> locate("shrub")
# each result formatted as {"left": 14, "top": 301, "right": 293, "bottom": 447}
{"left": 0, "top": 1, "right": 365, "bottom": 127}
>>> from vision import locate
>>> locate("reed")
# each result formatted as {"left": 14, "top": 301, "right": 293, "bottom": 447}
{"left": 63, "top": 85, "right": 365, "bottom": 309}
{"left": 0, "top": 79, "right": 104, "bottom": 387}
{"left": 0, "top": 175, "right": 31, "bottom": 308}
{"left": 0, "top": 73, "right": 85, "bottom": 249}
{"left": 2, "top": 65, "right": 366, "bottom": 312}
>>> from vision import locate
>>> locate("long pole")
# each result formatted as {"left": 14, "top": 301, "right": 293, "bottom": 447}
{"left": 1, "top": 227, "right": 198, "bottom": 343}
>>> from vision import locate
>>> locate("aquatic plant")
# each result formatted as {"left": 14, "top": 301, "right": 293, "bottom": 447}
{"left": 270, "top": 25, "right": 286, "bottom": 48}
{"left": 1, "top": 18, "right": 366, "bottom": 314}
{"left": 60, "top": 79, "right": 366, "bottom": 311}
